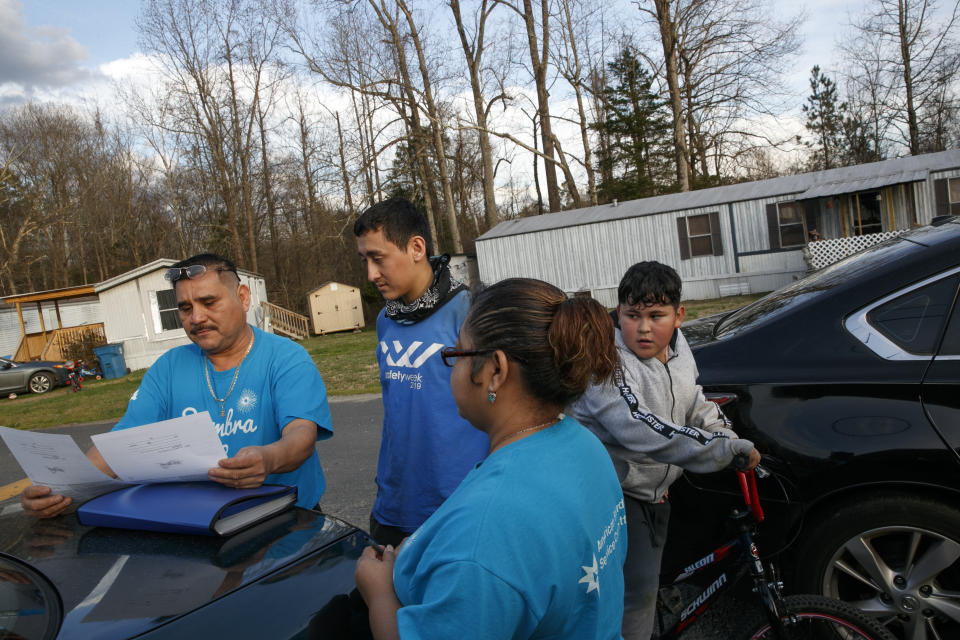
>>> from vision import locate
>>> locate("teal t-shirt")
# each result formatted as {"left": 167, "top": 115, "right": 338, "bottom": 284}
{"left": 113, "top": 326, "right": 332, "bottom": 508}
{"left": 393, "top": 416, "right": 627, "bottom": 639}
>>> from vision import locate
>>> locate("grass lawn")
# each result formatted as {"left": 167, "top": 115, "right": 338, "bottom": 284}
{"left": 0, "top": 293, "right": 766, "bottom": 431}
{"left": 683, "top": 293, "right": 765, "bottom": 320}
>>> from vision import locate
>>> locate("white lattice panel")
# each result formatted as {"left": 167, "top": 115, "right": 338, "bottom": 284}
{"left": 808, "top": 231, "right": 907, "bottom": 269}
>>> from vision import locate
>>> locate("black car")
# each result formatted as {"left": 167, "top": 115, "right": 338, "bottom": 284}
{"left": 0, "top": 357, "right": 70, "bottom": 395}
{"left": 666, "top": 217, "right": 960, "bottom": 640}
{"left": 0, "top": 507, "right": 369, "bottom": 639}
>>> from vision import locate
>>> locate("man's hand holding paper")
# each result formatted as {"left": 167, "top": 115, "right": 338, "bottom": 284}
{"left": 91, "top": 412, "right": 225, "bottom": 484}
{"left": 207, "top": 419, "right": 318, "bottom": 490}
{"left": 7, "top": 413, "right": 228, "bottom": 518}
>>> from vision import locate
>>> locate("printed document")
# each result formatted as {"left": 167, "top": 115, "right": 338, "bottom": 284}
{"left": 1, "top": 412, "right": 226, "bottom": 493}
{"left": 0, "top": 426, "right": 124, "bottom": 500}
{"left": 91, "top": 412, "right": 226, "bottom": 483}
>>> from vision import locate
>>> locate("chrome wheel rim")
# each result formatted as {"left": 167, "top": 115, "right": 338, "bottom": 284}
{"left": 29, "top": 375, "right": 51, "bottom": 393}
{"left": 822, "top": 525, "right": 960, "bottom": 639}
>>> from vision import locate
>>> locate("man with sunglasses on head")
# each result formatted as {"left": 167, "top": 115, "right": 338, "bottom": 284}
{"left": 355, "top": 198, "right": 488, "bottom": 547}
{"left": 22, "top": 253, "right": 333, "bottom": 517}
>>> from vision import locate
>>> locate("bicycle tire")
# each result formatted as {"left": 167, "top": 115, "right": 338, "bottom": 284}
{"left": 737, "top": 594, "right": 896, "bottom": 640}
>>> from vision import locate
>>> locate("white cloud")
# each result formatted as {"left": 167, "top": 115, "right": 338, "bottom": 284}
{"left": 0, "top": 0, "right": 96, "bottom": 97}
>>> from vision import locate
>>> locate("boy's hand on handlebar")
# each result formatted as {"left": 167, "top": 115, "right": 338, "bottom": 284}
{"left": 732, "top": 448, "right": 763, "bottom": 471}
{"left": 742, "top": 448, "right": 762, "bottom": 470}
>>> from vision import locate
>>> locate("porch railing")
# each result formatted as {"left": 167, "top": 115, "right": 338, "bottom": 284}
{"left": 13, "top": 323, "right": 106, "bottom": 362}
{"left": 261, "top": 301, "right": 309, "bottom": 340}
{"left": 807, "top": 231, "right": 908, "bottom": 270}
{"left": 45, "top": 324, "right": 107, "bottom": 361}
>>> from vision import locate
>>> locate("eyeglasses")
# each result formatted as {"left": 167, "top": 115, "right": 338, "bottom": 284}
{"left": 440, "top": 347, "right": 494, "bottom": 367}
{"left": 164, "top": 265, "right": 238, "bottom": 282}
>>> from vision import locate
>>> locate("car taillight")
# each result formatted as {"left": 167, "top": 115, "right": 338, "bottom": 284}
{"left": 705, "top": 392, "right": 737, "bottom": 407}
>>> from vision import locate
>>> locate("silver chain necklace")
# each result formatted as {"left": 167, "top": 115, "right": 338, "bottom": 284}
{"left": 204, "top": 332, "right": 255, "bottom": 417}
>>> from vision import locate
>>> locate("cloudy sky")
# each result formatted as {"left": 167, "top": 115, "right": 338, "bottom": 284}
{"left": 1, "top": 0, "right": 868, "bottom": 109}
{"left": 0, "top": 0, "right": 141, "bottom": 104}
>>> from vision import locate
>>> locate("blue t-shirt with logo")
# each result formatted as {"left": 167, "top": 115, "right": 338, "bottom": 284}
{"left": 113, "top": 326, "right": 332, "bottom": 508}
{"left": 373, "top": 290, "right": 489, "bottom": 532}
{"left": 393, "top": 416, "right": 627, "bottom": 639}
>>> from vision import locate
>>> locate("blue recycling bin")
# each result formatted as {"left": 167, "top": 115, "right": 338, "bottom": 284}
{"left": 93, "top": 343, "right": 127, "bottom": 380}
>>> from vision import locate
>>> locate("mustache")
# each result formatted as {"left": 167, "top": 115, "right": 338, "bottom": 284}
{"left": 190, "top": 324, "right": 217, "bottom": 335}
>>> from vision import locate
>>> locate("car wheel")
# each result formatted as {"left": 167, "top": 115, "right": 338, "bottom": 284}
{"left": 795, "top": 494, "right": 960, "bottom": 640}
{"left": 28, "top": 372, "right": 55, "bottom": 394}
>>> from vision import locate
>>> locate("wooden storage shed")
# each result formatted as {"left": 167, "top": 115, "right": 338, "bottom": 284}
{"left": 306, "top": 282, "right": 365, "bottom": 335}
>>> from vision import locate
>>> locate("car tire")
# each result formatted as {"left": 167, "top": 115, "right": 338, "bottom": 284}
{"left": 795, "top": 493, "right": 960, "bottom": 640}
{"left": 28, "top": 372, "right": 55, "bottom": 394}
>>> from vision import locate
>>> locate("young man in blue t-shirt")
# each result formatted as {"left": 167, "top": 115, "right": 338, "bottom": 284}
{"left": 355, "top": 198, "right": 488, "bottom": 546}
{"left": 22, "top": 253, "right": 332, "bottom": 516}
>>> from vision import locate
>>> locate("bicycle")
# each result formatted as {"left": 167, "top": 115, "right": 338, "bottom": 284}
{"left": 652, "top": 464, "right": 896, "bottom": 639}
{"left": 65, "top": 359, "right": 84, "bottom": 392}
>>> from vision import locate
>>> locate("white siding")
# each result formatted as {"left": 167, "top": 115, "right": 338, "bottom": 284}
{"left": 478, "top": 205, "right": 737, "bottom": 292}
{"left": 100, "top": 270, "right": 269, "bottom": 371}
{"left": 476, "top": 202, "right": 801, "bottom": 303}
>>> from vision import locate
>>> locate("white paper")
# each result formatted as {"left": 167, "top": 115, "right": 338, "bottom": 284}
{"left": 91, "top": 412, "right": 226, "bottom": 484}
{"left": 0, "top": 426, "right": 124, "bottom": 499}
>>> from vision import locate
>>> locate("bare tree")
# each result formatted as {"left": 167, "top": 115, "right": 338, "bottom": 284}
{"left": 395, "top": 0, "right": 463, "bottom": 252}
{"left": 138, "top": 0, "right": 289, "bottom": 270}
{"left": 285, "top": 1, "right": 443, "bottom": 245}
{"left": 647, "top": 0, "right": 690, "bottom": 190}
{"left": 842, "top": 0, "right": 960, "bottom": 155}
{"left": 450, "top": 0, "right": 501, "bottom": 227}
{"left": 503, "top": 0, "right": 564, "bottom": 211}
{"left": 638, "top": 0, "right": 801, "bottom": 185}
{"left": 553, "top": 0, "right": 600, "bottom": 205}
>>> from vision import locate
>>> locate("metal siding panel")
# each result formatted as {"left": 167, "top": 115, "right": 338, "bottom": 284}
{"left": 100, "top": 283, "right": 145, "bottom": 341}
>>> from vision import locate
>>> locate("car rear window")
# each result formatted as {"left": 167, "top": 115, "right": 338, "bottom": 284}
{"left": 937, "top": 289, "right": 960, "bottom": 356}
{"left": 866, "top": 275, "right": 960, "bottom": 355}
{"left": 715, "top": 238, "right": 919, "bottom": 338}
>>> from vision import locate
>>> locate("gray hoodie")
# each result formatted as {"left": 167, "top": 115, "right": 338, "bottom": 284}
{"left": 569, "top": 327, "right": 754, "bottom": 503}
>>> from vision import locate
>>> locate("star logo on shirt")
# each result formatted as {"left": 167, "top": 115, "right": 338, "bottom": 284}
{"left": 237, "top": 389, "right": 257, "bottom": 413}
{"left": 579, "top": 554, "right": 599, "bottom": 594}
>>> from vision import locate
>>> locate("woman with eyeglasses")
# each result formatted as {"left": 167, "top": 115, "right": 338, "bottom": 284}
{"left": 355, "top": 278, "right": 627, "bottom": 640}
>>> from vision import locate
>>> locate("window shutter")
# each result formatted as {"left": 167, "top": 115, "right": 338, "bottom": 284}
{"left": 934, "top": 179, "right": 949, "bottom": 217}
{"left": 677, "top": 217, "right": 690, "bottom": 260}
{"left": 709, "top": 211, "right": 723, "bottom": 256}
{"left": 766, "top": 203, "right": 781, "bottom": 250}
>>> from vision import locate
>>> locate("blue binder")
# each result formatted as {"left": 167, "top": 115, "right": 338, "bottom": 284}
{"left": 77, "top": 482, "right": 298, "bottom": 536}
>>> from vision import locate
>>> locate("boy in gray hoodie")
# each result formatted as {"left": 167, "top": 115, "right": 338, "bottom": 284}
{"left": 569, "top": 261, "right": 760, "bottom": 640}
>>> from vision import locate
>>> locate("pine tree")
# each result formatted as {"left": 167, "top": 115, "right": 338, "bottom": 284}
{"left": 801, "top": 66, "right": 846, "bottom": 170}
{"left": 592, "top": 48, "right": 674, "bottom": 202}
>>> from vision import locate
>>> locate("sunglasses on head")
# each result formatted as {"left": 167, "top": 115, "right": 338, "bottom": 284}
{"left": 163, "top": 264, "right": 238, "bottom": 282}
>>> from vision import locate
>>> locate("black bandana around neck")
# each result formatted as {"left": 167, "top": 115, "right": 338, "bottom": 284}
{"left": 384, "top": 254, "right": 466, "bottom": 325}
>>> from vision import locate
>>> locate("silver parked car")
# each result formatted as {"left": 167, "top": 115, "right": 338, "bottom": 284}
{"left": 0, "top": 357, "right": 70, "bottom": 395}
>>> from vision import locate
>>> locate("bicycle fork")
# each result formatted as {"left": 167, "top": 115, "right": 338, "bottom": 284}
{"left": 744, "top": 532, "right": 791, "bottom": 639}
